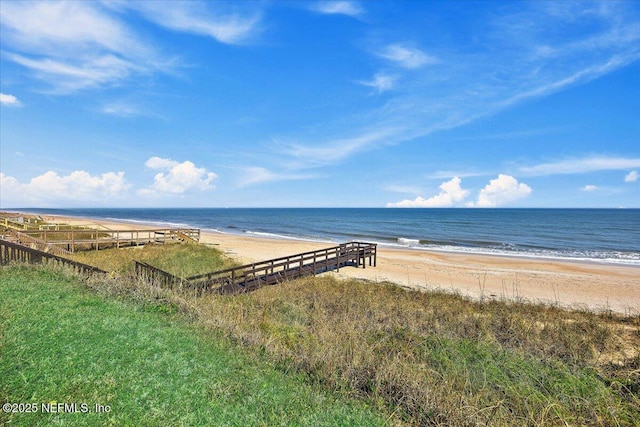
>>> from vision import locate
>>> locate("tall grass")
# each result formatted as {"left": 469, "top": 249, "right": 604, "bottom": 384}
{"left": 192, "top": 277, "right": 640, "bottom": 426}
{"left": 71, "top": 243, "right": 238, "bottom": 277}
{"left": 25, "top": 242, "right": 640, "bottom": 425}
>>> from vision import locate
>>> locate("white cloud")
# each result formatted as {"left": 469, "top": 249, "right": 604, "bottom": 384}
{"left": 0, "top": 170, "right": 129, "bottom": 205}
{"left": 0, "top": 1, "right": 263, "bottom": 93}
{"left": 0, "top": 1, "right": 165, "bottom": 93}
{"left": 377, "top": 44, "right": 438, "bottom": 69}
{"left": 237, "top": 167, "right": 316, "bottom": 188}
{"left": 101, "top": 101, "right": 153, "bottom": 118}
{"left": 143, "top": 157, "right": 217, "bottom": 194}
{"left": 312, "top": 1, "right": 364, "bottom": 17}
{"left": 0, "top": 93, "right": 21, "bottom": 106}
{"left": 582, "top": 184, "right": 599, "bottom": 192}
{"left": 0, "top": 1, "right": 140, "bottom": 55}
{"left": 120, "top": 1, "right": 262, "bottom": 45}
{"left": 387, "top": 177, "right": 469, "bottom": 207}
{"left": 145, "top": 157, "right": 178, "bottom": 170}
{"left": 282, "top": 127, "right": 400, "bottom": 168}
{"left": 468, "top": 174, "right": 532, "bottom": 207}
{"left": 357, "top": 73, "right": 397, "bottom": 92}
{"left": 0, "top": 173, "right": 20, "bottom": 188}
{"left": 6, "top": 52, "right": 144, "bottom": 93}
{"left": 625, "top": 170, "right": 638, "bottom": 183}
{"left": 520, "top": 156, "right": 640, "bottom": 176}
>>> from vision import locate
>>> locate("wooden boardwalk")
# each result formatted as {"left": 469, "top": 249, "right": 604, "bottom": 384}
{"left": 136, "top": 241, "right": 377, "bottom": 294}
{"left": 5, "top": 228, "right": 200, "bottom": 252}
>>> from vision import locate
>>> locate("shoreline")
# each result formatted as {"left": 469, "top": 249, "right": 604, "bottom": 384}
{"left": 7, "top": 208, "right": 640, "bottom": 268}
{"left": 4, "top": 211, "right": 639, "bottom": 314}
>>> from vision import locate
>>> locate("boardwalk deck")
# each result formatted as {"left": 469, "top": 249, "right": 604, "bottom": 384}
{"left": 1, "top": 235, "right": 376, "bottom": 296}
{"left": 186, "top": 241, "right": 377, "bottom": 294}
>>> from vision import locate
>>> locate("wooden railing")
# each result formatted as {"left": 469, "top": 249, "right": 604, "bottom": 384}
{"left": 10, "top": 230, "right": 73, "bottom": 256}
{"left": 12, "top": 228, "right": 201, "bottom": 251}
{"left": 175, "top": 229, "right": 200, "bottom": 243}
{"left": 189, "top": 242, "right": 376, "bottom": 294}
{"left": 133, "top": 261, "right": 183, "bottom": 289}
{"left": 1, "top": 217, "right": 29, "bottom": 231}
{"left": 0, "top": 240, "right": 107, "bottom": 275}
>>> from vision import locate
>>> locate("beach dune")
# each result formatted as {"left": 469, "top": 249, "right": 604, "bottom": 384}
{"left": 26, "top": 214, "right": 640, "bottom": 314}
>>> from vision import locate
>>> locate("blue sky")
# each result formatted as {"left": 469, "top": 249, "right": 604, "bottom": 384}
{"left": 1, "top": 0, "right": 639, "bottom": 208}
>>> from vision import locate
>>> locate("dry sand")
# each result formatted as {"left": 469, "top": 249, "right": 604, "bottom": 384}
{"left": 32, "top": 213, "right": 640, "bottom": 314}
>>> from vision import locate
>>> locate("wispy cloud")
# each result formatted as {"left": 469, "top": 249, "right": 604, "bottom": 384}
{"left": 427, "top": 170, "right": 489, "bottom": 180}
{"left": 281, "top": 127, "right": 401, "bottom": 168}
{"left": 377, "top": 43, "right": 438, "bottom": 69}
{"left": 520, "top": 156, "right": 640, "bottom": 176}
{"left": 625, "top": 170, "right": 639, "bottom": 183}
{"left": 312, "top": 1, "right": 364, "bottom": 18}
{"left": 101, "top": 100, "right": 162, "bottom": 119}
{"left": 0, "top": 1, "right": 260, "bottom": 94}
{"left": 5, "top": 52, "right": 146, "bottom": 93}
{"left": 279, "top": 3, "right": 640, "bottom": 169}
{"left": 0, "top": 1, "right": 168, "bottom": 93}
{"left": 119, "top": 1, "right": 262, "bottom": 45}
{"left": 582, "top": 185, "right": 599, "bottom": 192}
{"left": 356, "top": 72, "right": 396, "bottom": 92}
{"left": 236, "top": 167, "right": 317, "bottom": 188}
{"left": 382, "top": 184, "right": 423, "bottom": 195}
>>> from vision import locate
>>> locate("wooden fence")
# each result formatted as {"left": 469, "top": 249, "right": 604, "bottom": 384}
{"left": 0, "top": 239, "right": 107, "bottom": 276}
{"left": 133, "top": 261, "right": 183, "bottom": 290}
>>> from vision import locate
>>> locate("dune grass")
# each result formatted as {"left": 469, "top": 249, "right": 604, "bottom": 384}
{"left": 191, "top": 276, "right": 640, "bottom": 426}
{"left": 5, "top": 240, "right": 639, "bottom": 426}
{"left": 0, "top": 266, "right": 387, "bottom": 427}
{"left": 70, "top": 243, "right": 238, "bottom": 277}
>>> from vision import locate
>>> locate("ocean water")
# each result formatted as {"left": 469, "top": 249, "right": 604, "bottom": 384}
{"left": 18, "top": 208, "right": 640, "bottom": 266}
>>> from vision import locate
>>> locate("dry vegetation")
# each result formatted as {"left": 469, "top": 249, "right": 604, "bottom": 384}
{"left": 75, "top": 241, "right": 639, "bottom": 426}
{"left": 187, "top": 276, "right": 639, "bottom": 426}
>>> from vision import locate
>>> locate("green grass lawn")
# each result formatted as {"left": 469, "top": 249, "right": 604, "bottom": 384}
{"left": 0, "top": 266, "right": 387, "bottom": 426}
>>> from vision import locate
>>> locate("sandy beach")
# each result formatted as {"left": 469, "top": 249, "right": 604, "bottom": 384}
{"left": 26, "top": 213, "right": 640, "bottom": 314}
